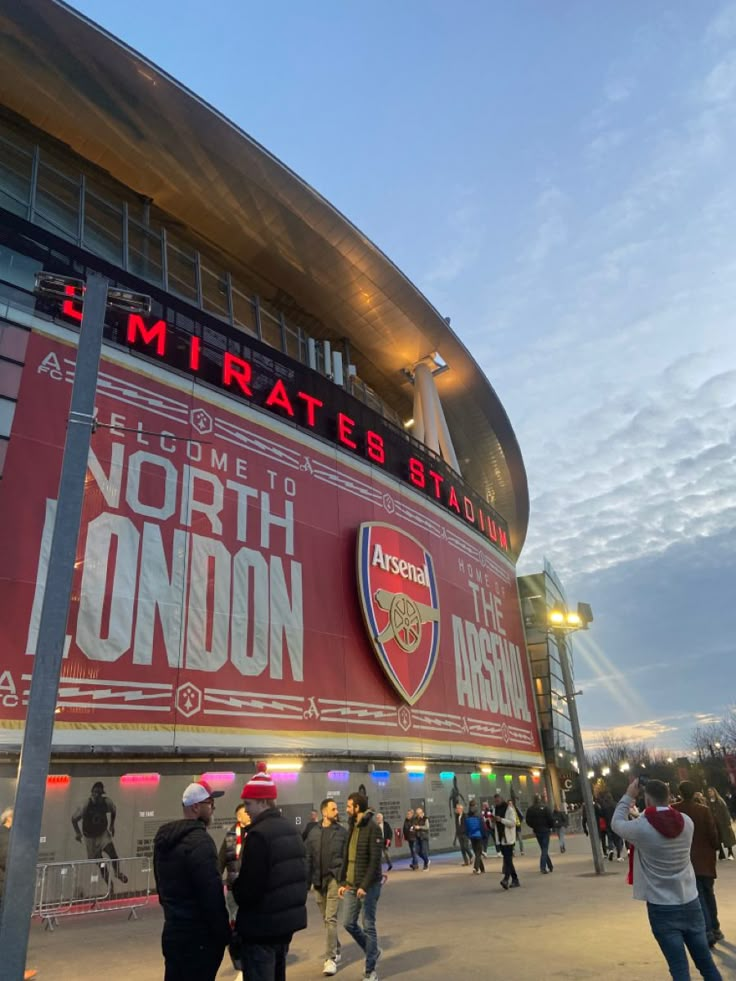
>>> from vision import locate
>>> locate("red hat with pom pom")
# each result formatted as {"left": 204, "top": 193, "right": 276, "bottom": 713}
{"left": 240, "top": 762, "right": 277, "bottom": 800}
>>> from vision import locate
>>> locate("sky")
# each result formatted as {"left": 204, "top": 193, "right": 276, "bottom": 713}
{"left": 68, "top": 0, "right": 736, "bottom": 753}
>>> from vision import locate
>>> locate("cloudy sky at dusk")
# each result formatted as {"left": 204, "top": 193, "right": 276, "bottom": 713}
{"left": 70, "top": 0, "right": 736, "bottom": 752}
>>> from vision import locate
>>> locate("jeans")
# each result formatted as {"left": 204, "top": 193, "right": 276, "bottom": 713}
{"left": 343, "top": 882, "right": 382, "bottom": 973}
{"left": 517, "top": 830, "right": 525, "bottom": 854}
{"left": 647, "top": 898, "right": 722, "bottom": 980}
{"left": 162, "top": 934, "right": 225, "bottom": 981}
{"left": 695, "top": 876, "right": 720, "bottom": 935}
{"left": 241, "top": 942, "right": 289, "bottom": 981}
{"left": 381, "top": 846, "right": 392, "bottom": 868}
{"left": 557, "top": 827, "right": 566, "bottom": 851}
{"left": 458, "top": 834, "right": 473, "bottom": 864}
{"left": 407, "top": 839, "right": 418, "bottom": 867}
{"left": 415, "top": 836, "right": 430, "bottom": 868}
{"left": 471, "top": 838, "right": 485, "bottom": 872}
{"left": 535, "top": 831, "right": 553, "bottom": 871}
{"left": 500, "top": 843, "right": 518, "bottom": 883}
{"left": 315, "top": 879, "right": 342, "bottom": 961}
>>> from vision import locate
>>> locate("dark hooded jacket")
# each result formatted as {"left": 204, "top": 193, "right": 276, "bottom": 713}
{"left": 153, "top": 818, "right": 230, "bottom": 947}
{"left": 233, "top": 806, "right": 308, "bottom": 943}
{"left": 525, "top": 801, "right": 554, "bottom": 834}
{"left": 340, "top": 809, "right": 383, "bottom": 891}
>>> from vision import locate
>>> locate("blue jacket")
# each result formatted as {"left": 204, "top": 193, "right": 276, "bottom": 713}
{"left": 465, "top": 815, "right": 484, "bottom": 839}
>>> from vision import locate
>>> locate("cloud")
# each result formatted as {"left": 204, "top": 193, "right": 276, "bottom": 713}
{"left": 422, "top": 191, "right": 485, "bottom": 287}
{"left": 705, "top": 2, "right": 736, "bottom": 42}
{"left": 518, "top": 185, "right": 568, "bottom": 266}
{"left": 702, "top": 51, "right": 736, "bottom": 103}
{"left": 582, "top": 716, "right": 687, "bottom": 751}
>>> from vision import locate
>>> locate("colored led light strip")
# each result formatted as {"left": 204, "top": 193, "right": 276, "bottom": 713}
{"left": 46, "top": 774, "right": 70, "bottom": 787}
{"left": 370, "top": 771, "right": 390, "bottom": 780}
{"left": 200, "top": 771, "right": 236, "bottom": 784}
{"left": 327, "top": 770, "right": 350, "bottom": 781}
{"left": 120, "top": 773, "right": 161, "bottom": 786}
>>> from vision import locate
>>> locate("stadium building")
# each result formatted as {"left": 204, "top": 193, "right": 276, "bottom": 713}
{"left": 0, "top": 0, "right": 544, "bottom": 858}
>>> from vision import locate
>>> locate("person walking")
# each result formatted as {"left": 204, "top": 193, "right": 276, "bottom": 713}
{"left": 402, "top": 809, "right": 418, "bottom": 870}
{"left": 305, "top": 798, "right": 348, "bottom": 977}
{"left": 339, "top": 791, "right": 383, "bottom": 981}
{"left": 375, "top": 813, "right": 393, "bottom": 871}
{"left": 413, "top": 807, "right": 431, "bottom": 870}
{"left": 493, "top": 794, "right": 520, "bottom": 890}
{"left": 551, "top": 805, "right": 568, "bottom": 853}
{"left": 153, "top": 780, "right": 230, "bottom": 981}
{"left": 525, "top": 794, "right": 554, "bottom": 873}
{"left": 674, "top": 782, "right": 723, "bottom": 948}
{"left": 706, "top": 787, "right": 735, "bottom": 861}
{"left": 601, "top": 793, "right": 623, "bottom": 861}
{"left": 232, "top": 763, "right": 308, "bottom": 981}
{"left": 464, "top": 801, "right": 485, "bottom": 874}
{"left": 0, "top": 808, "right": 38, "bottom": 981}
{"left": 219, "top": 803, "right": 251, "bottom": 924}
{"left": 481, "top": 801, "right": 499, "bottom": 857}
{"left": 611, "top": 776, "right": 722, "bottom": 980}
{"left": 454, "top": 803, "right": 473, "bottom": 867}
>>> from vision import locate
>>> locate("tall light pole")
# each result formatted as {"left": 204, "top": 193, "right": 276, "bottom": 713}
{"left": 548, "top": 605, "right": 606, "bottom": 876}
{"left": 0, "top": 273, "right": 150, "bottom": 981}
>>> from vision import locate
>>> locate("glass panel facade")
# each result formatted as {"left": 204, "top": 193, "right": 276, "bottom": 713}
{"left": 200, "top": 262, "right": 230, "bottom": 320}
{"left": 128, "top": 218, "right": 163, "bottom": 286}
{"left": 0, "top": 132, "right": 32, "bottom": 217}
{"left": 35, "top": 157, "right": 79, "bottom": 241}
{"left": 231, "top": 285, "right": 256, "bottom": 335}
{"left": 166, "top": 233, "right": 198, "bottom": 302}
{"left": 83, "top": 187, "right": 124, "bottom": 265}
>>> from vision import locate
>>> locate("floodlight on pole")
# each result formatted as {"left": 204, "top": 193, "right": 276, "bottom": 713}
{"left": 601, "top": 766, "right": 611, "bottom": 777}
{"left": 546, "top": 602, "right": 605, "bottom": 875}
{"left": 0, "top": 272, "right": 150, "bottom": 981}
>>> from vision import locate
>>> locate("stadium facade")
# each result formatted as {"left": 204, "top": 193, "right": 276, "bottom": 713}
{"left": 0, "top": 0, "right": 545, "bottom": 856}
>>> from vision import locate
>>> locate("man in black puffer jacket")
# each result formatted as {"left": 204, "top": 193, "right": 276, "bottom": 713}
{"left": 153, "top": 780, "right": 231, "bottom": 981}
{"left": 339, "top": 792, "right": 384, "bottom": 981}
{"left": 233, "top": 763, "right": 308, "bottom": 981}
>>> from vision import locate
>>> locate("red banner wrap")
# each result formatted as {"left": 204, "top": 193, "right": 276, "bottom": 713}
{"left": 0, "top": 328, "right": 542, "bottom": 762}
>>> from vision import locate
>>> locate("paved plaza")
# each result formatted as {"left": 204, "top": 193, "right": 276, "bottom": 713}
{"left": 27, "top": 833, "right": 736, "bottom": 981}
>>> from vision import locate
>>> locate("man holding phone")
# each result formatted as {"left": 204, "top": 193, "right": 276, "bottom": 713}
{"left": 611, "top": 776, "right": 722, "bottom": 980}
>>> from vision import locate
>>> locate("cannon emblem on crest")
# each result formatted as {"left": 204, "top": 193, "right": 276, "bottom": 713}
{"left": 373, "top": 588, "right": 440, "bottom": 654}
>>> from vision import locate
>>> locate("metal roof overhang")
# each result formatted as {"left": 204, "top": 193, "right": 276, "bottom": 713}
{"left": 0, "top": 0, "right": 529, "bottom": 554}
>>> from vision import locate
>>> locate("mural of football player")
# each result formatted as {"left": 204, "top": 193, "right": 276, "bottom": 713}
{"left": 449, "top": 775, "right": 465, "bottom": 815}
{"left": 71, "top": 782, "right": 128, "bottom": 884}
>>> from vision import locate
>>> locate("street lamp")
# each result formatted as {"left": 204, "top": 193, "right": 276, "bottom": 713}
{"left": 587, "top": 770, "right": 595, "bottom": 779}
{"left": 620, "top": 762, "right": 630, "bottom": 773}
{"left": 601, "top": 766, "right": 611, "bottom": 777}
{"left": 0, "top": 272, "right": 150, "bottom": 980}
{"left": 547, "top": 602, "right": 606, "bottom": 875}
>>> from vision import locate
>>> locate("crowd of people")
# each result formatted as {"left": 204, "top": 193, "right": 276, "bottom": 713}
{"left": 152, "top": 765, "right": 388, "bottom": 981}
{"left": 150, "top": 773, "right": 568, "bottom": 981}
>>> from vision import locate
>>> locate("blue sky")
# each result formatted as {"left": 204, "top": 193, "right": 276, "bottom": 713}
{"left": 69, "top": 0, "right": 736, "bottom": 751}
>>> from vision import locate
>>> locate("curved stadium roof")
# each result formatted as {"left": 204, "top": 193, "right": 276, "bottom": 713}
{"left": 0, "top": 0, "right": 529, "bottom": 555}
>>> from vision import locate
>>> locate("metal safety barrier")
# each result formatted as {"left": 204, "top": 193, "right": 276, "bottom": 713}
{"left": 33, "top": 856, "right": 152, "bottom": 931}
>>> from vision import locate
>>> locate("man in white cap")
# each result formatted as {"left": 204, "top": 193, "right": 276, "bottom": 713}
{"left": 232, "top": 763, "right": 308, "bottom": 981}
{"left": 153, "top": 780, "right": 231, "bottom": 981}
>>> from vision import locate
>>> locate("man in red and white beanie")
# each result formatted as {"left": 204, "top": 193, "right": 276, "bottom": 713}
{"left": 232, "top": 764, "right": 308, "bottom": 980}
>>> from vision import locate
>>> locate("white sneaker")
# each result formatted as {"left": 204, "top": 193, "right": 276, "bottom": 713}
{"left": 323, "top": 959, "right": 337, "bottom": 976}
{"left": 616, "top": 856, "right": 624, "bottom": 862}
{"left": 728, "top": 855, "right": 734, "bottom": 861}
{"left": 363, "top": 973, "right": 378, "bottom": 981}
{"left": 334, "top": 951, "right": 342, "bottom": 964}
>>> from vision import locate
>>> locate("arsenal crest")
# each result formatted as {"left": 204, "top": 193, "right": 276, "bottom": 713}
{"left": 356, "top": 523, "right": 441, "bottom": 706}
